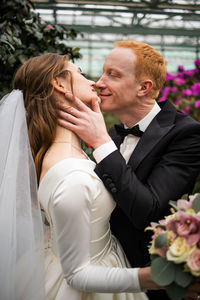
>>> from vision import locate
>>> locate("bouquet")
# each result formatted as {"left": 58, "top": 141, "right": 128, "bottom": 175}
{"left": 146, "top": 193, "right": 200, "bottom": 299}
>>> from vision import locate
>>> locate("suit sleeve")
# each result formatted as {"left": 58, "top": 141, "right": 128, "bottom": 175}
{"left": 95, "top": 122, "right": 200, "bottom": 230}
{"left": 50, "top": 171, "right": 142, "bottom": 293}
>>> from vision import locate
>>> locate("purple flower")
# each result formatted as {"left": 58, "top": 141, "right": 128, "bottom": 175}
{"left": 194, "top": 59, "right": 200, "bottom": 67}
{"left": 191, "top": 83, "right": 200, "bottom": 96}
{"left": 181, "top": 110, "right": 188, "bottom": 115}
{"left": 186, "top": 106, "right": 191, "bottom": 111}
{"left": 175, "top": 77, "right": 185, "bottom": 85}
{"left": 171, "top": 86, "right": 177, "bottom": 93}
{"left": 177, "top": 72, "right": 184, "bottom": 78}
{"left": 191, "top": 68, "right": 198, "bottom": 74}
{"left": 182, "top": 89, "right": 193, "bottom": 97}
{"left": 175, "top": 96, "right": 181, "bottom": 105}
{"left": 184, "top": 70, "right": 194, "bottom": 77}
{"left": 178, "top": 65, "right": 184, "bottom": 72}
{"left": 165, "top": 73, "right": 176, "bottom": 81}
{"left": 159, "top": 86, "right": 171, "bottom": 102}
{"left": 195, "top": 100, "right": 200, "bottom": 108}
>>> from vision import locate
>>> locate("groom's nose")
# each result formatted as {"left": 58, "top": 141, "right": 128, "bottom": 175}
{"left": 95, "top": 75, "right": 106, "bottom": 89}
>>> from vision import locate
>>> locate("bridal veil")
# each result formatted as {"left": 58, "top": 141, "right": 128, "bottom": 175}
{"left": 0, "top": 90, "right": 45, "bottom": 300}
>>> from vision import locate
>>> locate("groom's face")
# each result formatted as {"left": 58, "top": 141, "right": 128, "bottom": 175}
{"left": 96, "top": 47, "right": 141, "bottom": 116}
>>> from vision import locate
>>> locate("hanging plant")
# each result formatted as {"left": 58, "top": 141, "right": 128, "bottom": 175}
{"left": 0, "top": 0, "right": 81, "bottom": 98}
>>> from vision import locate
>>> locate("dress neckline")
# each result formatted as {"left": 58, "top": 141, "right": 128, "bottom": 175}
{"left": 39, "top": 157, "right": 96, "bottom": 188}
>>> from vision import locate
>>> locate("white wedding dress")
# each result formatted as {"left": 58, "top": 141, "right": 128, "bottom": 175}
{"left": 38, "top": 158, "right": 148, "bottom": 300}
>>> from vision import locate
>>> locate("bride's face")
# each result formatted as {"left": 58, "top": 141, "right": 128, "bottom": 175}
{"left": 66, "top": 62, "right": 98, "bottom": 105}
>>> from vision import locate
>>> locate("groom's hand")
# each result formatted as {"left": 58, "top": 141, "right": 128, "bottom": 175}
{"left": 57, "top": 91, "right": 112, "bottom": 149}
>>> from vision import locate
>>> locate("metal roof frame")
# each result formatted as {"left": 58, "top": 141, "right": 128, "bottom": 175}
{"left": 33, "top": 0, "right": 200, "bottom": 76}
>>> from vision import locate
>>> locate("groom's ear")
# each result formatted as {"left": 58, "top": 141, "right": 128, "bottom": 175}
{"left": 51, "top": 77, "right": 68, "bottom": 94}
{"left": 137, "top": 80, "right": 153, "bottom": 97}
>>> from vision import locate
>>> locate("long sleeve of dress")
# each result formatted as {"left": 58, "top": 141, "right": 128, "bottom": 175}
{"left": 50, "top": 170, "right": 142, "bottom": 293}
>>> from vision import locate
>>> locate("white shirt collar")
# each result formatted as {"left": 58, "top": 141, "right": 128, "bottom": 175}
{"left": 136, "top": 102, "right": 161, "bottom": 132}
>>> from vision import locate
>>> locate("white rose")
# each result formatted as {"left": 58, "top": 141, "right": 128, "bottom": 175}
{"left": 166, "top": 237, "right": 194, "bottom": 263}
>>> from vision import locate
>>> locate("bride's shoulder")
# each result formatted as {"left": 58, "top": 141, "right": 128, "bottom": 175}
{"left": 39, "top": 146, "right": 88, "bottom": 183}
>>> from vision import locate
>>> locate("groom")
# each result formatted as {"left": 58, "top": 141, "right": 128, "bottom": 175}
{"left": 58, "top": 40, "right": 200, "bottom": 299}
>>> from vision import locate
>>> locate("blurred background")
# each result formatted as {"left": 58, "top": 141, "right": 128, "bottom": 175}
{"left": 1, "top": 0, "right": 200, "bottom": 124}
{"left": 33, "top": 0, "right": 200, "bottom": 79}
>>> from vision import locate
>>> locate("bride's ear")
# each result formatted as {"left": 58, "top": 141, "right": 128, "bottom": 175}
{"left": 51, "top": 77, "right": 68, "bottom": 94}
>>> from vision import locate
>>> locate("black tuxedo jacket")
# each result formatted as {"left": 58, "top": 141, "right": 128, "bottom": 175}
{"left": 95, "top": 100, "right": 200, "bottom": 268}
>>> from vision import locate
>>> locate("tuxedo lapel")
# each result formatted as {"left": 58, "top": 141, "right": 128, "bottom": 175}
{"left": 128, "top": 101, "right": 177, "bottom": 170}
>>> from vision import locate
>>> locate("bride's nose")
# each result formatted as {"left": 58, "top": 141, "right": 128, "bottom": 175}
{"left": 89, "top": 80, "right": 95, "bottom": 86}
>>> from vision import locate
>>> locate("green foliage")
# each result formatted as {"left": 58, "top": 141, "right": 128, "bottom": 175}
{"left": 81, "top": 141, "right": 94, "bottom": 161}
{"left": 0, "top": 0, "right": 81, "bottom": 98}
{"left": 174, "top": 263, "right": 193, "bottom": 288}
{"left": 169, "top": 200, "right": 178, "bottom": 211}
{"left": 192, "top": 193, "right": 200, "bottom": 212}
{"left": 154, "top": 233, "right": 168, "bottom": 248}
{"left": 165, "top": 282, "right": 187, "bottom": 300}
{"left": 151, "top": 256, "right": 191, "bottom": 299}
{"left": 151, "top": 256, "right": 175, "bottom": 286}
{"left": 103, "top": 112, "right": 119, "bottom": 131}
{"left": 193, "top": 175, "right": 200, "bottom": 193}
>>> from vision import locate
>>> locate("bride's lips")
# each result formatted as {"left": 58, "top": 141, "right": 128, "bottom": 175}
{"left": 92, "top": 88, "right": 98, "bottom": 93}
{"left": 91, "top": 89, "right": 101, "bottom": 103}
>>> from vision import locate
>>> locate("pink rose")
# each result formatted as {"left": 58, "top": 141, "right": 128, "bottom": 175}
{"left": 187, "top": 248, "right": 200, "bottom": 276}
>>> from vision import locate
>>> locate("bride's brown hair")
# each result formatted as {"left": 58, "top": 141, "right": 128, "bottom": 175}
{"left": 13, "top": 53, "right": 72, "bottom": 183}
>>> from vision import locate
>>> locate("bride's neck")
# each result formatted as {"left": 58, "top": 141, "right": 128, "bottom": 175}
{"left": 54, "top": 126, "right": 82, "bottom": 150}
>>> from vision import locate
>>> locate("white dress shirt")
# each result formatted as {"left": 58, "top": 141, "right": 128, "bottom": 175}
{"left": 93, "top": 102, "right": 161, "bottom": 164}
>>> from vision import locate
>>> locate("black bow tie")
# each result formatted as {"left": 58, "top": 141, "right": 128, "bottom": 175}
{"left": 115, "top": 124, "right": 143, "bottom": 138}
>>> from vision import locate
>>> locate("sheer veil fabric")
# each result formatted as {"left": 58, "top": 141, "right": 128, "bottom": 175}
{"left": 0, "top": 90, "right": 45, "bottom": 300}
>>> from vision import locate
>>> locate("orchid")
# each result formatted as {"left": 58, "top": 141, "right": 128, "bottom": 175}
{"left": 147, "top": 193, "right": 200, "bottom": 300}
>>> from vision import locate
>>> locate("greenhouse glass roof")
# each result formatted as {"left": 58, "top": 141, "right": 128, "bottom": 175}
{"left": 33, "top": 0, "right": 200, "bottom": 78}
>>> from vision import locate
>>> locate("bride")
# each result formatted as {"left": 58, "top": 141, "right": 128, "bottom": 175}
{"left": 0, "top": 53, "right": 198, "bottom": 300}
